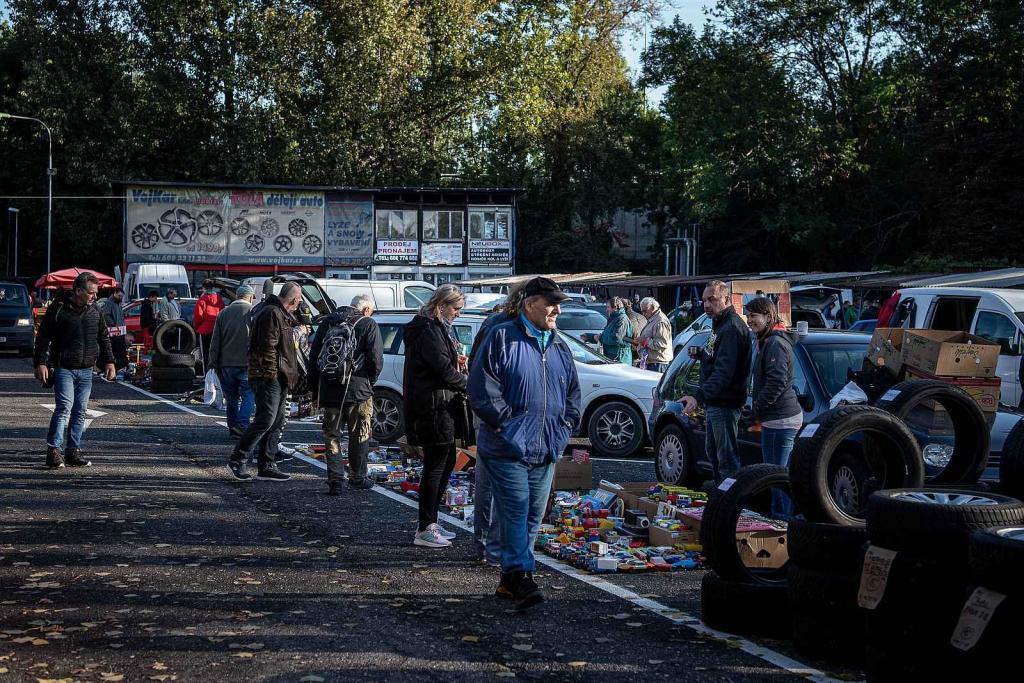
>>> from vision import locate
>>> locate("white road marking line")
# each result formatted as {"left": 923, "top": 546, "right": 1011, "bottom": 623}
{"left": 117, "top": 381, "right": 212, "bottom": 417}
{"left": 286, "top": 450, "right": 841, "bottom": 683}
{"left": 40, "top": 403, "right": 107, "bottom": 430}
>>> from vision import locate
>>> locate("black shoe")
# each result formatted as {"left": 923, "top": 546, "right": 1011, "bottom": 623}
{"left": 496, "top": 572, "right": 518, "bottom": 600}
{"left": 327, "top": 481, "right": 340, "bottom": 496}
{"left": 229, "top": 425, "right": 244, "bottom": 440}
{"left": 514, "top": 571, "right": 543, "bottom": 611}
{"left": 347, "top": 478, "right": 374, "bottom": 490}
{"left": 46, "top": 447, "right": 65, "bottom": 469}
{"left": 226, "top": 460, "right": 251, "bottom": 481}
{"left": 257, "top": 465, "right": 291, "bottom": 482}
{"left": 64, "top": 448, "right": 92, "bottom": 467}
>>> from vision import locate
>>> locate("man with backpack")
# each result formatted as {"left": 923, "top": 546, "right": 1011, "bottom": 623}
{"left": 308, "top": 294, "right": 384, "bottom": 495}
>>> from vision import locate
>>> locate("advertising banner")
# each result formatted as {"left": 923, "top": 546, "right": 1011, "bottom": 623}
{"left": 325, "top": 201, "right": 373, "bottom": 267}
{"left": 468, "top": 239, "right": 511, "bottom": 264}
{"left": 421, "top": 242, "right": 463, "bottom": 266}
{"left": 125, "top": 186, "right": 326, "bottom": 266}
{"left": 375, "top": 239, "right": 418, "bottom": 264}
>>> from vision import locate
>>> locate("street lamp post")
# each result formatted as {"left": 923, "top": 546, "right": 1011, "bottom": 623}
{"left": 7, "top": 208, "right": 18, "bottom": 278}
{"left": 0, "top": 113, "right": 54, "bottom": 272}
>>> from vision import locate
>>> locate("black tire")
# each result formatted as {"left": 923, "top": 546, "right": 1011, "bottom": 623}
{"left": 867, "top": 488, "right": 1024, "bottom": 556}
{"left": 875, "top": 379, "right": 990, "bottom": 485}
{"left": 787, "top": 518, "right": 868, "bottom": 573}
{"left": 968, "top": 525, "right": 1024, "bottom": 593}
{"left": 372, "top": 389, "right": 404, "bottom": 442}
{"left": 999, "top": 418, "right": 1024, "bottom": 499}
{"left": 154, "top": 320, "right": 196, "bottom": 356}
{"left": 151, "top": 352, "right": 195, "bottom": 368}
{"left": 700, "top": 464, "right": 791, "bottom": 585}
{"left": 655, "top": 423, "right": 694, "bottom": 486}
{"left": 700, "top": 571, "right": 790, "bottom": 638}
{"left": 587, "top": 401, "right": 645, "bottom": 458}
{"left": 150, "top": 366, "right": 196, "bottom": 383}
{"left": 788, "top": 565, "right": 864, "bottom": 667}
{"left": 789, "top": 406, "right": 924, "bottom": 525}
{"left": 950, "top": 588, "right": 1023, "bottom": 677}
{"left": 150, "top": 379, "right": 194, "bottom": 394}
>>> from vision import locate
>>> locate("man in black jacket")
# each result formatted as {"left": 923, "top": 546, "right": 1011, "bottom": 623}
{"left": 308, "top": 294, "right": 384, "bottom": 494}
{"left": 227, "top": 283, "right": 302, "bottom": 482}
{"left": 34, "top": 272, "right": 116, "bottom": 469}
{"left": 683, "top": 280, "right": 752, "bottom": 482}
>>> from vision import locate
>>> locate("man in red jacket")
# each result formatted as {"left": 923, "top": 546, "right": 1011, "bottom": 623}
{"left": 193, "top": 279, "right": 225, "bottom": 371}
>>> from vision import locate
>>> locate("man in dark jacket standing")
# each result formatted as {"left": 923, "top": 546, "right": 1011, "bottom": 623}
{"left": 227, "top": 282, "right": 302, "bottom": 482}
{"left": 34, "top": 272, "right": 116, "bottom": 469}
{"left": 209, "top": 284, "right": 256, "bottom": 439}
{"left": 139, "top": 290, "right": 159, "bottom": 350}
{"left": 468, "top": 277, "right": 581, "bottom": 610}
{"left": 686, "top": 280, "right": 753, "bottom": 482}
{"left": 309, "top": 294, "right": 384, "bottom": 494}
{"left": 96, "top": 286, "right": 127, "bottom": 370}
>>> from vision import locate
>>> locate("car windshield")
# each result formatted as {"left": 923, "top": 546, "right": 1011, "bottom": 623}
{"left": 805, "top": 343, "right": 869, "bottom": 397}
{"left": 140, "top": 283, "right": 189, "bottom": 298}
{"left": 556, "top": 310, "right": 607, "bottom": 330}
{"left": 0, "top": 285, "right": 28, "bottom": 306}
{"left": 558, "top": 330, "right": 610, "bottom": 364}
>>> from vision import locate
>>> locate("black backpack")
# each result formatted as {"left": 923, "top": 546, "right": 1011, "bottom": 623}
{"left": 317, "top": 313, "right": 363, "bottom": 385}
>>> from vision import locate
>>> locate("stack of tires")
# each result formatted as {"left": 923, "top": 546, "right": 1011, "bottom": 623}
{"left": 150, "top": 320, "right": 197, "bottom": 394}
{"left": 952, "top": 526, "right": 1024, "bottom": 675}
{"left": 999, "top": 419, "right": 1024, "bottom": 498}
{"left": 861, "top": 489, "right": 1024, "bottom": 679}
{"left": 785, "top": 519, "right": 867, "bottom": 666}
{"left": 699, "top": 465, "right": 791, "bottom": 639}
{"left": 786, "top": 405, "right": 923, "bottom": 666}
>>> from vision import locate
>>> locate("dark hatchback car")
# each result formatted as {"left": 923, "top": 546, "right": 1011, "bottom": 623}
{"left": 0, "top": 281, "right": 35, "bottom": 356}
{"left": 650, "top": 329, "right": 1013, "bottom": 509}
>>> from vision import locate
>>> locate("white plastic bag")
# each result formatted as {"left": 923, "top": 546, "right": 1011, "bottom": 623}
{"left": 829, "top": 381, "right": 869, "bottom": 409}
{"left": 203, "top": 369, "right": 221, "bottom": 406}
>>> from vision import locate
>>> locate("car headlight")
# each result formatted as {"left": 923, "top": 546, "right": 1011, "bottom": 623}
{"left": 923, "top": 444, "right": 954, "bottom": 468}
{"left": 16, "top": 318, "right": 32, "bottom": 327}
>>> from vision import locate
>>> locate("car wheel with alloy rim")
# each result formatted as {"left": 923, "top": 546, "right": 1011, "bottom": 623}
{"left": 588, "top": 401, "right": 644, "bottom": 458}
{"left": 372, "top": 389, "right": 404, "bottom": 442}
{"left": 655, "top": 424, "right": 692, "bottom": 486}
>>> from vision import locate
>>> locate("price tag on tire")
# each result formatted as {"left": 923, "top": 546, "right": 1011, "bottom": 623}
{"left": 951, "top": 586, "right": 1006, "bottom": 651}
{"left": 857, "top": 544, "right": 898, "bottom": 609}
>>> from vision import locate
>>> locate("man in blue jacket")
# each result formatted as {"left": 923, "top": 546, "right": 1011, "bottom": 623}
{"left": 469, "top": 277, "right": 582, "bottom": 611}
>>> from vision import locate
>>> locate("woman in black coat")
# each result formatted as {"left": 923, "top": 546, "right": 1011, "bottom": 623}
{"left": 403, "top": 284, "right": 469, "bottom": 549}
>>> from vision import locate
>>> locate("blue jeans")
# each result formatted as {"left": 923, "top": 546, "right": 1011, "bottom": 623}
{"left": 218, "top": 367, "right": 254, "bottom": 430}
{"left": 705, "top": 406, "right": 741, "bottom": 482}
{"left": 762, "top": 427, "right": 798, "bottom": 519}
{"left": 46, "top": 368, "right": 94, "bottom": 451}
{"left": 473, "top": 458, "right": 501, "bottom": 563}
{"left": 478, "top": 455, "right": 555, "bottom": 573}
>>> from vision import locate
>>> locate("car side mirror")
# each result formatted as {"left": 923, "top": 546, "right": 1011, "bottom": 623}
{"left": 798, "top": 392, "right": 815, "bottom": 412}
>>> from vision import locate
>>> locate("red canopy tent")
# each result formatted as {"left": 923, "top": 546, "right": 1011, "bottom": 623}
{"left": 34, "top": 268, "right": 118, "bottom": 290}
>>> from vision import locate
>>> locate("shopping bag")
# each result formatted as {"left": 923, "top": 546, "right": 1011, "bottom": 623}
{"left": 203, "top": 369, "right": 221, "bottom": 406}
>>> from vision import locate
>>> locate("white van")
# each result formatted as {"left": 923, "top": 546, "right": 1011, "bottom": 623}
{"left": 124, "top": 263, "right": 192, "bottom": 300}
{"left": 316, "top": 278, "right": 435, "bottom": 311}
{"left": 892, "top": 287, "right": 1024, "bottom": 406}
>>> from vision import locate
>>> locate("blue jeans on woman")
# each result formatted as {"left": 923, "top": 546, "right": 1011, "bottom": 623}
{"left": 46, "top": 368, "right": 94, "bottom": 451}
{"left": 477, "top": 455, "right": 555, "bottom": 573}
{"left": 761, "top": 427, "right": 798, "bottom": 519}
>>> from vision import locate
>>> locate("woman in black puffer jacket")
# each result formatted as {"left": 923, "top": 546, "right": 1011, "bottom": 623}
{"left": 403, "top": 284, "right": 469, "bottom": 549}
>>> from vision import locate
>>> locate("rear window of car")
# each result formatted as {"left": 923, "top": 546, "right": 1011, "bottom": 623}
{"left": 805, "top": 343, "right": 869, "bottom": 397}
{"left": 557, "top": 310, "right": 607, "bottom": 330}
{"left": 404, "top": 286, "right": 433, "bottom": 308}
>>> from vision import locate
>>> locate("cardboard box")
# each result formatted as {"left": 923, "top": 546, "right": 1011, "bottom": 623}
{"left": 553, "top": 457, "right": 593, "bottom": 490}
{"left": 637, "top": 496, "right": 662, "bottom": 520}
{"left": 649, "top": 525, "right": 699, "bottom": 547}
{"left": 867, "top": 328, "right": 910, "bottom": 376}
{"left": 598, "top": 481, "right": 657, "bottom": 510}
{"left": 905, "top": 367, "right": 1002, "bottom": 413}
{"left": 729, "top": 279, "right": 792, "bottom": 325}
{"left": 901, "top": 330, "right": 1000, "bottom": 378}
{"left": 737, "top": 531, "right": 789, "bottom": 569}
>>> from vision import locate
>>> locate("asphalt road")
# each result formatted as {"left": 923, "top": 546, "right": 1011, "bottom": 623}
{"left": 0, "top": 356, "right": 852, "bottom": 682}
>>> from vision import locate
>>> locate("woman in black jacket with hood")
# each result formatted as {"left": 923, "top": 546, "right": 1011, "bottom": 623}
{"left": 745, "top": 297, "right": 802, "bottom": 518}
{"left": 403, "top": 284, "right": 469, "bottom": 548}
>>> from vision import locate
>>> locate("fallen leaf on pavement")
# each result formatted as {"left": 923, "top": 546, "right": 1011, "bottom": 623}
{"left": 151, "top": 662, "right": 168, "bottom": 670}
{"left": 31, "top": 638, "right": 49, "bottom": 646}
{"left": 230, "top": 652, "right": 254, "bottom": 659}
{"left": 568, "top": 661, "right": 587, "bottom": 668}
{"left": 461, "top": 635, "right": 479, "bottom": 643}
{"left": 611, "top": 613, "right": 630, "bottom": 620}
{"left": 511, "top": 644, "right": 532, "bottom": 652}
{"left": 99, "top": 674, "right": 125, "bottom": 681}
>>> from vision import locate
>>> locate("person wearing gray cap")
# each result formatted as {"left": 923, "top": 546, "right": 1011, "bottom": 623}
{"left": 209, "top": 284, "right": 257, "bottom": 439}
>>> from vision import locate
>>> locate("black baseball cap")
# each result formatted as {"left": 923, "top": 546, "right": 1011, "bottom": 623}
{"left": 522, "top": 276, "right": 571, "bottom": 304}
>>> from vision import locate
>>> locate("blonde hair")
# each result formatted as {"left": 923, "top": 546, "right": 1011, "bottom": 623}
{"left": 419, "top": 284, "right": 465, "bottom": 319}
{"left": 503, "top": 280, "right": 529, "bottom": 316}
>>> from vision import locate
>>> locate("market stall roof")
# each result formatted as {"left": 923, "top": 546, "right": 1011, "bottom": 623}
{"left": 454, "top": 272, "right": 631, "bottom": 289}
{"left": 828, "top": 272, "right": 943, "bottom": 291}
{"left": 572, "top": 272, "right": 806, "bottom": 288}
{"left": 786, "top": 271, "right": 887, "bottom": 286}
{"left": 900, "top": 268, "right": 1024, "bottom": 289}
{"left": 34, "top": 268, "right": 118, "bottom": 290}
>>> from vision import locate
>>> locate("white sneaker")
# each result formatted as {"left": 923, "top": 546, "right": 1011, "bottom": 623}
{"left": 413, "top": 525, "right": 451, "bottom": 548}
{"left": 435, "top": 524, "right": 457, "bottom": 540}
{"left": 277, "top": 444, "right": 298, "bottom": 457}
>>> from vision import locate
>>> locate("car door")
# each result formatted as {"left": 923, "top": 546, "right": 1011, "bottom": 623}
{"left": 972, "top": 309, "right": 1022, "bottom": 407}
{"left": 375, "top": 322, "right": 406, "bottom": 389}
